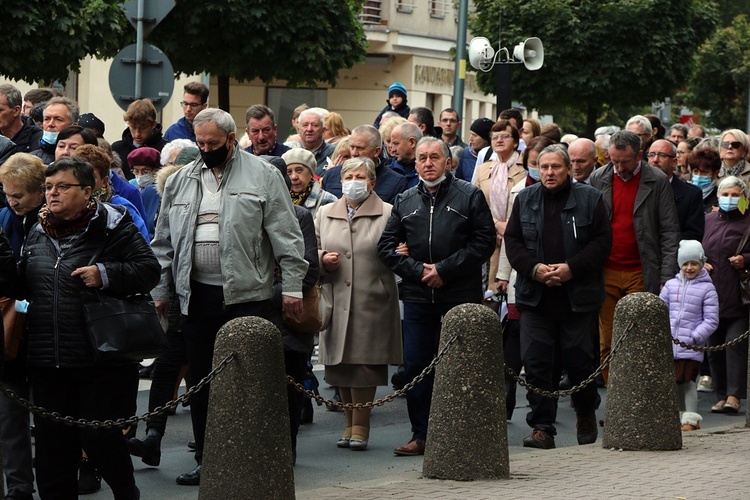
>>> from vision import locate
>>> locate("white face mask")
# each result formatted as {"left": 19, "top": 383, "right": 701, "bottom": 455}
{"left": 420, "top": 174, "right": 446, "bottom": 188}
{"left": 342, "top": 180, "right": 370, "bottom": 203}
{"left": 135, "top": 173, "right": 154, "bottom": 187}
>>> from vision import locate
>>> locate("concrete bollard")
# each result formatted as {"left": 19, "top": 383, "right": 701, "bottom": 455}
{"left": 200, "top": 317, "right": 295, "bottom": 500}
{"left": 602, "top": 292, "right": 681, "bottom": 451}
{"left": 423, "top": 303, "right": 509, "bottom": 480}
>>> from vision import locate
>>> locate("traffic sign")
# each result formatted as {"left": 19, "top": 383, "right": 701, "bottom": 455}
{"left": 109, "top": 43, "right": 174, "bottom": 112}
{"left": 122, "top": 0, "right": 175, "bottom": 38}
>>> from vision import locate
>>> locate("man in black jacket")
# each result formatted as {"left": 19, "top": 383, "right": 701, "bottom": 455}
{"left": 0, "top": 84, "right": 43, "bottom": 154}
{"left": 378, "top": 137, "right": 495, "bottom": 456}
{"left": 505, "top": 144, "right": 612, "bottom": 450}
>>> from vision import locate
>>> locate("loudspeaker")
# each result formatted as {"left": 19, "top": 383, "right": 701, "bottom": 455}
{"left": 512, "top": 37, "right": 544, "bottom": 71}
{"left": 468, "top": 37, "right": 495, "bottom": 71}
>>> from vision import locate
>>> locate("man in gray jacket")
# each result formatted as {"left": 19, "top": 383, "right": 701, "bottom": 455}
{"left": 151, "top": 108, "right": 308, "bottom": 485}
{"left": 589, "top": 130, "right": 679, "bottom": 384}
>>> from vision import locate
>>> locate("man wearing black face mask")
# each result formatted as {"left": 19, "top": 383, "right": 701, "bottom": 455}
{"left": 151, "top": 108, "right": 308, "bottom": 486}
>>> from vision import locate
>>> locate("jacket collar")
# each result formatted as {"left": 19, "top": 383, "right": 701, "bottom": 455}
{"left": 326, "top": 191, "right": 384, "bottom": 220}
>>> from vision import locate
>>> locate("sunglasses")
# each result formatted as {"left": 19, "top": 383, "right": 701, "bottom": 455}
{"left": 721, "top": 141, "right": 743, "bottom": 149}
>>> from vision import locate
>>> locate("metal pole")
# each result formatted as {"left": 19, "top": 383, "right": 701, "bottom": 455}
{"left": 452, "top": 0, "right": 469, "bottom": 120}
{"left": 135, "top": 0, "right": 145, "bottom": 99}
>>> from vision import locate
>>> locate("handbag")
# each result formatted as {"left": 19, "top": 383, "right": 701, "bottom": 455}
{"left": 736, "top": 226, "right": 750, "bottom": 305}
{"left": 317, "top": 281, "right": 333, "bottom": 332}
{"left": 282, "top": 285, "right": 322, "bottom": 334}
{"left": 82, "top": 237, "right": 167, "bottom": 363}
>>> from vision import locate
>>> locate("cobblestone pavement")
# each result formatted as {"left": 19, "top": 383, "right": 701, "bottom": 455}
{"left": 299, "top": 424, "right": 750, "bottom": 499}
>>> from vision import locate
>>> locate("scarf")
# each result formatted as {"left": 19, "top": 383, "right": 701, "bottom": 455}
{"left": 290, "top": 180, "right": 314, "bottom": 206}
{"left": 92, "top": 179, "right": 115, "bottom": 203}
{"left": 488, "top": 150, "right": 519, "bottom": 222}
{"left": 38, "top": 198, "right": 97, "bottom": 239}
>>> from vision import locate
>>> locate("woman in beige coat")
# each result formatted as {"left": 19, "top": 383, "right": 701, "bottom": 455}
{"left": 473, "top": 119, "right": 526, "bottom": 293}
{"left": 316, "top": 157, "right": 402, "bottom": 451}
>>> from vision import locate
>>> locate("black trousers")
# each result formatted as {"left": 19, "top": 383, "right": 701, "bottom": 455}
{"left": 181, "top": 281, "right": 274, "bottom": 464}
{"left": 520, "top": 308, "right": 599, "bottom": 435}
{"left": 31, "top": 364, "right": 140, "bottom": 500}
{"left": 284, "top": 349, "right": 308, "bottom": 452}
{"left": 145, "top": 324, "right": 188, "bottom": 434}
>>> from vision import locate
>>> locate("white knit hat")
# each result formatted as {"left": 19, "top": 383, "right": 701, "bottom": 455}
{"left": 678, "top": 240, "right": 706, "bottom": 267}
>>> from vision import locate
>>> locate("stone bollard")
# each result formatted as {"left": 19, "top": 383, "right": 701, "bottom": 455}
{"left": 200, "top": 317, "right": 295, "bottom": 500}
{"left": 423, "top": 303, "right": 509, "bottom": 480}
{"left": 602, "top": 292, "right": 681, "bottom": 451}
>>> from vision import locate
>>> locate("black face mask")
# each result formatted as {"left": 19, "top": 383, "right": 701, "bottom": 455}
{"left": 200, "top": 142, "right": 230, "bottom": 169}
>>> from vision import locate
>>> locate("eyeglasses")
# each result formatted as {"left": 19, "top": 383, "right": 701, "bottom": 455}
{"left": 646, "top": 152, "right": 675, "bottom": 159}
{"left": 721, "top": 141, "right": 742, "bottom": 149}
{"left": 180, "top": 101, "right": 203, "bottom": 109}
{"left": 42, "top": 183, "right": 84, "bottom": 193}
{"left": 491, "top": 134, "right": 512, "bottom": 141}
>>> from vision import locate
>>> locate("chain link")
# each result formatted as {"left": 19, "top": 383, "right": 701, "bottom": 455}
{"left": 505, "top": 322, "right": 635, "bottom": 399}
{"left": 0, "top": 353, "right": 235, "bottom": 429}
{"left": 671, "top": 328, "right": 750, "bottom": 352}
{"left": 288, "top": 331, "right": 461, "bottom": 410}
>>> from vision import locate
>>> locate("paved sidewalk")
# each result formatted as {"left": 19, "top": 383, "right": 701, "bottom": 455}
{"left": 299, "top": 424, "right": 750, "bottom": 499}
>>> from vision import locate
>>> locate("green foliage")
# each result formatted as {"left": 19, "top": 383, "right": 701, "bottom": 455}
{"left": 686, "top": 14, "right": 750, "bottom": 130}
{"left": 148, "top": 0, "right": 368, "bottom": 86}
{"left": 468, "top": 0, "right": 719, "bottom": 136}
{"left": 0, "top": 0, "right": 128, "bottom": 83}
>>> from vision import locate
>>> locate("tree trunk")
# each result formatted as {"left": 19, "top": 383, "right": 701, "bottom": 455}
{"left": 585, "top": 103, "right": 600, "bottom": 139}
{"left": 218, "top": 76, "right": 230, "bottom": 111}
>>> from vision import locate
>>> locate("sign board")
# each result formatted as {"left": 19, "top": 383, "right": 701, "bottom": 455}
{"left": 109, "top": 43, "right": 174, "bottom": 112}
{"left": 122, "top": 0, "right": 175, "bottom": 37}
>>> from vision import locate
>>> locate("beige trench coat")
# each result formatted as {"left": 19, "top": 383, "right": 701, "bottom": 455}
{"left": 315, "top": 193, "right": 402, "bottom": 366}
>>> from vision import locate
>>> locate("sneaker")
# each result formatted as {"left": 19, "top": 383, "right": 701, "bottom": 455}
{"left": 576, "top": 412, "right": 598, "bottom": 445}
{"left": 697, "top": 375, "right": 714, "bottom": 392}
{"left": 522, "top": 429, "right": 555, "bottom": 449}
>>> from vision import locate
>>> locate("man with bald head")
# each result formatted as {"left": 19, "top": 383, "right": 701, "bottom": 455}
{"left": 648, "top": 139, "right": 704, "bottom": 241}
{"left": 568, "top": 138, "right": 599, "bottom": 184}
{"left": 390, "top": 122, "right": 423, "bottom": 188}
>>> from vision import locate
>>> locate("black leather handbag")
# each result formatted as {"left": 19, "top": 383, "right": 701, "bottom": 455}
{"left": 82, "top": 238, "right": 166, "bottom": 363}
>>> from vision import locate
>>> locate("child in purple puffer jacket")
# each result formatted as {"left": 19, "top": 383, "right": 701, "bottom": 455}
{"left": 659, "top": 240, "right": 719, "bottom": 431}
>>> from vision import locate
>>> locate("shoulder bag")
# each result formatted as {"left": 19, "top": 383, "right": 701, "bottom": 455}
{"left": 736, "top": 225, "right": 750, "bottom": 305}
{"left": 282, "top": 284, "right": 323, "bottom": 334}
{"left": 82, "top": 236, "right": 166, "bottom": 363}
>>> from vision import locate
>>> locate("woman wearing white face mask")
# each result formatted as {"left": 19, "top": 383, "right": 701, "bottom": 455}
{"left": 315, "top": 157, "right": 402, "bottom": 451}
{"left": 126, "top": 146, "right": 162, "bottom": 241}
{"left": 702, "top": 175, "right": 750, "bottom": 415}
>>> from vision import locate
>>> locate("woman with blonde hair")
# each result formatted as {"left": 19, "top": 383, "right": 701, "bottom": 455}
{"left": 324, "top": 112, "right": 349, "bottom": 145}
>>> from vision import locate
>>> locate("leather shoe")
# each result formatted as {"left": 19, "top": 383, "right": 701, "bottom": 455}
{"left": 522, "top": 429, "right": 555, "bottom": 449}
{"left": 128, "top": 428, "right": 163, "bottom": 466}
{"left": 349, "top": 438, "right": 368, "bottom": 451}
{"left": 176, "top": 465, "right": 201, "bottom": 486}
{"left": 393, "top": 439, "right": 425, "bottom": 456}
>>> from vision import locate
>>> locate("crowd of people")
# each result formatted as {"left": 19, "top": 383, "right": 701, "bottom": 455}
{"left": 0, "top": 78, "right": 748, "bottom": 497}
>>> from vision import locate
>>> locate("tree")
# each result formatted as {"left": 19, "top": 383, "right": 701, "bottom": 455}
{"left": 149, "top": 0, "right": 368, "bottom": 110}
{"left": 0, "top": 0, "right": 128, "bottom": 83}
{"left": 468, "top": 0, "right": 719, "bottom": 137}
{"left": 685, "top": 15, "right": 750, "bottom": 131}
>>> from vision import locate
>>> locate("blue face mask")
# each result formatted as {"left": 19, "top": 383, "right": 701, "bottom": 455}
{"left": 691, "top": 175, "right": 712, "bottom": 189}
{"left": 527, "top": 167, "right": 540, "bottom": 181}
{"left": 719, "top": 196, "right": 740, "bottom": 212}
{"left": 41, "top": 130, "right": 58, "bottom": 145}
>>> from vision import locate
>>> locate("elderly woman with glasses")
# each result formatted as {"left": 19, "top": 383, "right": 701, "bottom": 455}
{"left": 473, "top": 119, "right": 526, "bottom": 293}
{"left": 18, "top": 156, "right": 159, "bottom": 499}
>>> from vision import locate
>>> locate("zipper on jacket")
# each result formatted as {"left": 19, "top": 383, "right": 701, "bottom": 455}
{"left": 445, "top": 205, "right": 468, "bottom": 220}
{"left": 429, "top": 200, "right": 435, "bottom": 303}
{"left": 53, "top": 253, "right": 61, "bottom": 367}
{"left": 401, "top": 208, "right": 419, "bottom": 221}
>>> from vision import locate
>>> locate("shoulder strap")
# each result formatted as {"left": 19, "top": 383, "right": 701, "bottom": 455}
{"left": 483, "top": 148, "right": 493, "bottom": 163}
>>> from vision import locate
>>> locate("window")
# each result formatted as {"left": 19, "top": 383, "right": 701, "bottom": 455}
{"left": 430, "top": 0, "right": 450, "bottom": 18}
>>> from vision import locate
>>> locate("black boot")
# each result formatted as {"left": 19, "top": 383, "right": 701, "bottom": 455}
{"left": 127, "top": 428, "right": 163, "bottom": 467}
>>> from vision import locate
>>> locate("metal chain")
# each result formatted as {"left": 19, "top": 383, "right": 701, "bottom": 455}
{"left": 671, "top": 328, "right": 750, "bottom": 352}
{"left": 0, "top": 353, "right": 235, "bottom": 430}
{"left": 288, "top": 331, "right": 461, "bottom": 410}
{"left": 505, "top": 321, "right": 635, "bottom": 399}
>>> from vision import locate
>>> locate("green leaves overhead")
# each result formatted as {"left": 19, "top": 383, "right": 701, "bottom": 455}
{"left": 148, "top": 0, "right": 368, "bottom": 87}
{"left": 468, "top": 0, "right": 719, "bottom": 136}
{"left": 0, "top": 0, "right": 128, "bottom": 83}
